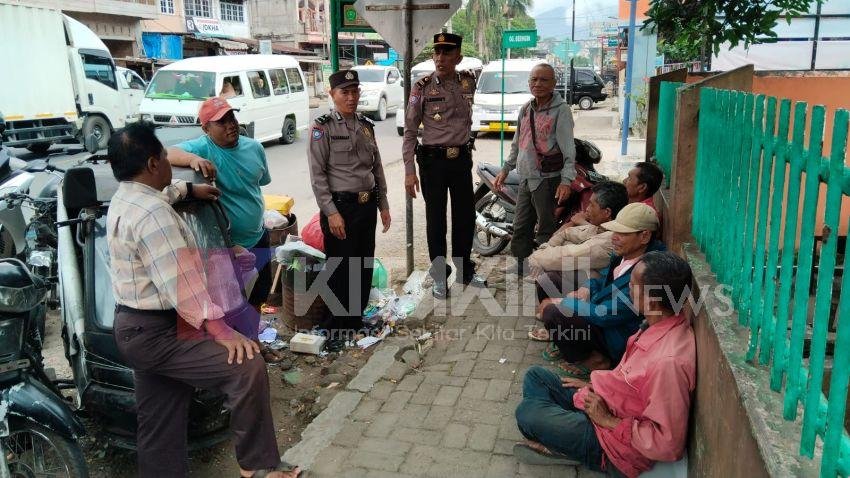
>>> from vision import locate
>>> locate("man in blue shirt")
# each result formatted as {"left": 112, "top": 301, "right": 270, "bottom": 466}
{"left": 167, "top": 97, "right": 280, "bottom": 362}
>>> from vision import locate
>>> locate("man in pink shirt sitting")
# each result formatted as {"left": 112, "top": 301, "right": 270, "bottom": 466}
{"left": 514, "top": 251, "right": 696, "bottom": 477}
{"left": 623, "top": 161, "right": 663, "bottom": 210}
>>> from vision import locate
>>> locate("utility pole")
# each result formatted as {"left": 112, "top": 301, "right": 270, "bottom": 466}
{"left": 568, "top": 0, "right": 575, "bottom": 106}
{"left": 621, "top": 0, "right": 637, "bottom": 155}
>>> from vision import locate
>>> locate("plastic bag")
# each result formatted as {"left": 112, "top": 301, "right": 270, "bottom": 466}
{"left": 263, "top": 209, "right": 290, "bottom": 229}
{"left": 301, "top": 212, "right": 325, "bottom": 252}
{"left": 371, "top": 258, "right": 388, "bottom": 289}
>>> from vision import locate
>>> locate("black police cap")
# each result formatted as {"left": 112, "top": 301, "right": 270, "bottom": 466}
{"left": 329, "top": 69, "right": 359, "bottom": 89}
{"left": 433, "top": 32, "right": 462, "bottom": 49}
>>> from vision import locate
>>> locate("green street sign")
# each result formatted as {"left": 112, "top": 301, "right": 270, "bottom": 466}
{"left": 607, "top": 37, "right": 618, "bottom": 47}
{"left": 502, "top": 29, "right": 537, "bottom": 49}
{"left": 334, "top": 0, "right": 374, "bottom": 33}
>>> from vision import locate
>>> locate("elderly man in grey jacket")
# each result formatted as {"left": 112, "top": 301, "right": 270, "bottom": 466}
{"left": 495, "top": 63, "right": 576, "bottom": 274}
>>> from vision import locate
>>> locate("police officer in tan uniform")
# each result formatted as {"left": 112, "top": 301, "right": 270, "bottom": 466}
{"left": 309, "top": 69, "right": 391, "bottom": 343}
{"left": 403, "top": 32, "right": 487, "bottom": 299}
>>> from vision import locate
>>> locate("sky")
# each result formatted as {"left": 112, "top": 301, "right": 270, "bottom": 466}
{"left": 530, "top": 0, "right": 621, "bottom": 41}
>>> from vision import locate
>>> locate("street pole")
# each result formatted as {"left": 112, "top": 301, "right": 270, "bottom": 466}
{"left": 404, "top": 0, "right": 414, "bottom": 276}
{"left": 568, "top": 0, "right": 575, "bottom": 106}
{"left": 354, "top": 33, "right": 359, "bottom": 65}
{"left": 620, "top": 0, "right": 637, "bottom": 155}
{"left": 500, "top": 48, "right": 506, "bottom": 166}
{"left": 330, "top": 0, "right": 340, "bottom": 71}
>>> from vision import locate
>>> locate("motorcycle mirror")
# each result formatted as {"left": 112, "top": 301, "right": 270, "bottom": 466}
{"left": 62, "top": 167, "right": 99, "bottom": 210}
{"left": 84, "top": 134, "right": 100, "bottom": 154}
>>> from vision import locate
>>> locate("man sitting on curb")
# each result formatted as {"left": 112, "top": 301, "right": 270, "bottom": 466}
{"left": 623, "top": 161, "right": 663, "bottom": 210}
{"left": 515, "top": 251, "right": 696, "bottom": 477}
{"left": 529, "top": 203, "right": 664, "bottom": 376}
{"left": 527, "top": 181, "right": 629, "bottom": 289}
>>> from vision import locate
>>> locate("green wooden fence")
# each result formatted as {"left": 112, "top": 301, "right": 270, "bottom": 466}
{"left": 693, "top": 87, "right": 850, "bottom": 476}
{"left": 654, "top": 81, "right": 683, "bottom": 186}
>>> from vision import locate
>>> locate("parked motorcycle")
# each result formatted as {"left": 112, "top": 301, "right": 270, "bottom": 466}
{"left": 57, "top": 161, "right": 233, "bottom": 449}
{"left": 0, "top": 257, "right": 88, "bottom": 478}
{"left": 472, "top": 138, "right": 607, "bottom": 256}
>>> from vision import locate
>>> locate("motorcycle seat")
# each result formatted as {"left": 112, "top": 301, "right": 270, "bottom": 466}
{"left": 480, "top": 162, "right": 520, "bottom": 186}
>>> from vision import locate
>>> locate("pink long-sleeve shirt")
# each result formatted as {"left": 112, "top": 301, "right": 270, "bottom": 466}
{"left": 573, "top": 313, "right": 696, "bottom": 477}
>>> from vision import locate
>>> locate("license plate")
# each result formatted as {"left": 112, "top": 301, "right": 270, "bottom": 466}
{"left": 489, "top": 122, "right": 511, "bottom": 130}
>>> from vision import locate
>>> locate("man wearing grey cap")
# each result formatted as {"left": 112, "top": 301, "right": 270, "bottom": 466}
{"left": 530, "top": 203, "right": 665, "bottom": 377}
{"left": 308, "top": 69, "right": 391, "bottom": 346}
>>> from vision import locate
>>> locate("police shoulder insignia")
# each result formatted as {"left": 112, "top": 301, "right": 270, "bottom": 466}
{"left": 311, "top": 128, "right": 324, "bottom": 141}
{"left": 315, "top": 114, "right": 331, "bottom": 125}
{"left": 416, "top": 76, "right": 432, "bottom": 88}
{"left": 358, "top": 114, "right": 375, "bottom": 127}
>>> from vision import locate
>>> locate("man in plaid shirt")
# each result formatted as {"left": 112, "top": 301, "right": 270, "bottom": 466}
{"left": 106, "top": 122, "right": 303, "bottom": 478}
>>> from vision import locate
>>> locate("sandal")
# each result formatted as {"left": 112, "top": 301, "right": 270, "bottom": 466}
{"left": 541, "top": 343, "right": 561, "bottom": 361}
{"left": 553, "top": 362, "right": 591, "bottom": 380}
{"left": 513, "top": 443, "right": 580, "bottom": 466}
{"left": 249, "top": 461, "right": 308, "bottom": 477}
{"left": 527, "top": 328, "right": 550, "bottom": 341}
{"left": 260, "top": 345, "right": 285, "bottom": 364}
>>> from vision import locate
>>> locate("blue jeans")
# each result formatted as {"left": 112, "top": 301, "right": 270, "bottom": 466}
{"left": 515, "top": 365, "right": 614, "bottom": 474}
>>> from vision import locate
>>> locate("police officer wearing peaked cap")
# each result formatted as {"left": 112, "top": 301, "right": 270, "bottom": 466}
{"left": 403, "top": 32, "right": 488, "bottom": 299}
{"left": 308, "top": 69, "right": 391, "bottom": 345}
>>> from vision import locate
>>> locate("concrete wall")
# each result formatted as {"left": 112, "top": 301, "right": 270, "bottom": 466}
{"left": 142, "top": 0, "right": 188, "bottom": 33}
{"left": 681, "top": 243, "right": 821, "bottom": 478}
{"left": 250, "top": 0, "right": 302, "bottom": 40}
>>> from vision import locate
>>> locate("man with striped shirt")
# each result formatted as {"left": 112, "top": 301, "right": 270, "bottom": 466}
{"left": 106, "top": 122, "right": 302, "bottom": 478}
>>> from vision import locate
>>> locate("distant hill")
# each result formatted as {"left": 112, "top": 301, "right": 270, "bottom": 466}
{"left": 533, "top": 6, "right": 568, "bottom": 41}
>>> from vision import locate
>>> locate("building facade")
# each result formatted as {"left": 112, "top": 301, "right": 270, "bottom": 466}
{"left": 7, "top": 0, "right": 159, "bottom": 58}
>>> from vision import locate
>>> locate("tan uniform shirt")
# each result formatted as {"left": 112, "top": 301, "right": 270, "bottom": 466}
{"left": 528, "top": 223, "right": 614, "bottom": 275}
{"left": 402, "top": 70, "right": 476, "bottom": 175}
{"left": 308, "top": 111, "right": 389, "bottom": 216}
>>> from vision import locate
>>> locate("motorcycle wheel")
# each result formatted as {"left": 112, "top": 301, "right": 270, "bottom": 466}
{"left": 2, "top": 420, "right": 89, "bottom": 478}
{"left": 473, "top": 192, "right": 511, "bottom": 257}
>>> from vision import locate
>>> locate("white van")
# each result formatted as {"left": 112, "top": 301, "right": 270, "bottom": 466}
{"left": 140, "top": 55, "right": 310, "bottom": 144}
{"left": 394, "top": 57, "right": 483, "bottom": 136}
{"left": 471, "top": 58, "right": 545, "bottom": 134}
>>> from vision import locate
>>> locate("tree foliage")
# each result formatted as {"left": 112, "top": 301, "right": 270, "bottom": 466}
{"left": 412, "top": 5, "right": 537, "bottom": 64}
{"left": 643, "top": 0, "right": 822, "bottom": 61}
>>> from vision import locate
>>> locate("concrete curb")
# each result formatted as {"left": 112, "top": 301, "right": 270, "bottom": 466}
{"left": 281, "top": 345, "right": 399, "bottom": 469}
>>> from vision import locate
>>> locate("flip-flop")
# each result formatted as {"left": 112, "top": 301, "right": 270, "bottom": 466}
{"left": 553, "top": 363, "right": 591, "bottom": 380}
{"left": 541, "top": 343, "right": 561, "bottom": 361}
{"left": 527, "top": 328, "right": 550, "bottom": 341}
{"left": 513, "top": 443, "right": 580, "bottom": 466}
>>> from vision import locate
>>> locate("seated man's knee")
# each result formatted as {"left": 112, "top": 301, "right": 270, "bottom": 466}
{"left": 524, "top": 365, "right": 550, "bottom": 387}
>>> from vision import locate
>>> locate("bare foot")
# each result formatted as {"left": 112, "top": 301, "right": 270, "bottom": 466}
{"left": 580, "top": 350, "right": 611, "bottom": 371}
{"left": 523, "top": 439, "right": 553, "bottom": 455}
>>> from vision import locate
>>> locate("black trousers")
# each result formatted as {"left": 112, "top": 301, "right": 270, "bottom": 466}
{"left": 113, "top": 307, "right": 279, "bottom": 477}
{"left": 320, "top": 199, "right": 377, "bottom": 333}
{"left": 417, "top": 152, "right": 475, "bottom": 281}
{"left": 536, "top": 271, "right": 608, "bottom": 363}
{"left": 247, "top": 228, "right": 273, "bottom": 309}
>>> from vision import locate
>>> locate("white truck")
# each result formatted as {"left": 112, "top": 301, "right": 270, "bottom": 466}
{"left": 0, "top": 2, "right": 143, "bottom": 152}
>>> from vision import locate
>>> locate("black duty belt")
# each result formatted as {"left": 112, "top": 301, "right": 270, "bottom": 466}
{"left": 331, "top": 187, "right": 379, "bottom": 205}
{"left": 416, "top": 143, "right": 472, "bottom": 160}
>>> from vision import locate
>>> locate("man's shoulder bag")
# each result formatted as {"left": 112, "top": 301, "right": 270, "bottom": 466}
{"left": 529, "top": 107, "right": 565, "bottom": 174}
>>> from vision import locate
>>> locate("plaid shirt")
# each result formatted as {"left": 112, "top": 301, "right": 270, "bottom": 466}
{"left": 107, "top": 181, "right": 224, "bottom": 329}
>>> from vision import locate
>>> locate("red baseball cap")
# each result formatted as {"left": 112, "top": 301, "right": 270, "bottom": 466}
{"left": 198, "top": 97, "right": 239, "bottom": 125}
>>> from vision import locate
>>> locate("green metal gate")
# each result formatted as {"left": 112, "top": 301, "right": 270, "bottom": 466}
{"left": 692, "top": 87, "right": 850, "bottom": 477}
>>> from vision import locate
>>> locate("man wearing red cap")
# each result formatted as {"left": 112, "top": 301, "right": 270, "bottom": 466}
{"left": 167, "top": 97, "right": 281, "bottom": 362}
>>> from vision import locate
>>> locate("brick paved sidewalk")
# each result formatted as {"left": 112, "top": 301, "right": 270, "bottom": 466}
{"left": 283, "top": 277, "right": 607, "bottom": 478}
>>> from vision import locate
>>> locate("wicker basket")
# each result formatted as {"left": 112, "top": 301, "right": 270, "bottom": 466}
{"left": 281, "top": 258, "right": 328, "bottom": 332}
